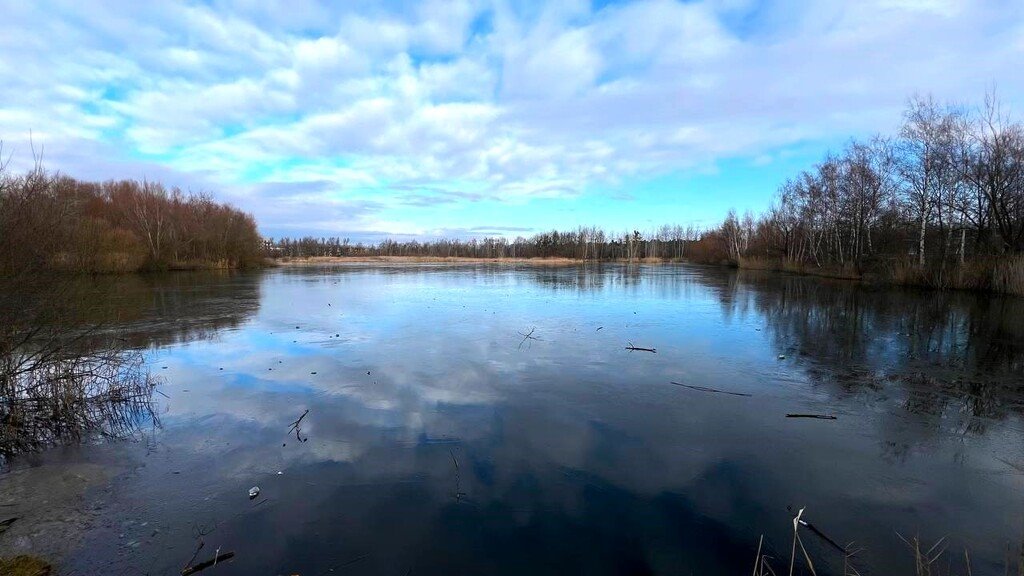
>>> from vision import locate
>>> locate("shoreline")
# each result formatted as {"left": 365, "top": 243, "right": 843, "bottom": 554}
{"left": 734, "top": 255, "right": 1024, "bottom": 296}
{"left": 272, "top": 256, "right": 670, "bottom": 266}
{"left": 269, "top": 255, "right": 1024, "bottom": 297}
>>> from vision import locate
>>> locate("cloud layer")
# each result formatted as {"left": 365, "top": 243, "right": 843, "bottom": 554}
{"left": 1, "top": 0, "right": 1022, "bottom": 237}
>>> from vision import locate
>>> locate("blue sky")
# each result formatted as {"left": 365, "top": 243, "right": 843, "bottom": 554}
{"left": 1, "top": 0, "right": 1023, "bottom": 241}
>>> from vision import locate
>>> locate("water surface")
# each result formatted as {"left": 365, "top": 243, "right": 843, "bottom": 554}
{"left": 3, "top": 264, "right": 1024, "bottom": 575}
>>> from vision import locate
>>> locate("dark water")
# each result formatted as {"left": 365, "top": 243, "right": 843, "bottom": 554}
{"left": 4, "top": 264, "right": 1024, "bottom": 575}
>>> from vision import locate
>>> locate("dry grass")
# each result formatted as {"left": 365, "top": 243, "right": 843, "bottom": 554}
{"left": 736, "top": 255, "right": 1024, "bottom": 296}
{"left": 889, "top": 256, "right": 1024, "bottom": 295}
{"left": 278, "top": 256, "right": 585, "bottom": 266}
{"left": 165, "top": 258, "right": 235, "bottom": 271}
{"left": 991, "top": 254, "right": 1024, "bottom": 296}
{"left": 276, "top": 255, "right": 695, "bottom": 266}
{"left": 738, "top": 257, "right": 861, "bottom": 280}
{"left": 751, "top": 509, "right": 1024, "bottom": 576}
{"left": 0, "top": 555, "right": 52, "bottom": 576}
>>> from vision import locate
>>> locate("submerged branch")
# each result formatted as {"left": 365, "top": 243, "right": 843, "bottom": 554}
{"left": 1, "top": 309, "right": 160, "bottom": 462}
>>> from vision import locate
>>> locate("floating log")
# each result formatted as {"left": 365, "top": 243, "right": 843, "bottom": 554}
{"left": 786, "top": 414, "right": 837, "bottom": 420}
{"left": 181, "top": 552, "right": 235, "bottom": 575}
{"left": 670, "top": 382, "right": 751, "bottom": 397}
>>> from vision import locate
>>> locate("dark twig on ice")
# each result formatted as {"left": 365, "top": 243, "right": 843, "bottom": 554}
{"left": 287, "top": 408, "right": 309, "bottom": 430}
{"left": 625, "top": 342, "right": 656, "bottom": 353}
{"left": 788, "top": 505, "right": 847, "bottom": 554}
{"left": 287, "top": 409, "right": 310, "bottom": 442}
{"left": 517, "top": 327, "right": 542, "bottom": 350}
{"left": 316, "top": 554, "right": 370, "bottom": 575}
{"left": 805, "top": 521, "right": 847, "bottom": 554}
{"left": 181, "top": 551, "right": 235, "bottom": 575}
{"left": 786, "top": 413, "right": 837, "bottom": 420}
{"left": 670, "top": 382, "right": 751, "bottom": 397}
{"left": 449, "top": 449, "right": 467, "bottom": 501}
{"left": 996, "top": 456, "right": 1024, "bottom": 473}
{"left": 182, "top": 540, "right": 205, "bottom": 572}
{"left": 0, "top": 517, "right": 19, "bottom": 534}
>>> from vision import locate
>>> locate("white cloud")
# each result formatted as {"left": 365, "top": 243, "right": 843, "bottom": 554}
{"left": 0, "top": 0, "right": 1022, "bottom": 236}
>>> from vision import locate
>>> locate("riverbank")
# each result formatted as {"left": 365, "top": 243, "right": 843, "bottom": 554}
{"left": 269, "top": 254, "right": 1024, "bottom": 296}
{"left": 737, "top": 255, "right": 1024, "bottom": 296}
{"left": 276, "top": 256, "right": 604, "bottom": 265}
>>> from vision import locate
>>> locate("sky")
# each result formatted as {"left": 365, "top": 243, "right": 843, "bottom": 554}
{"left": 1, "top": 0, "right": 1023, "bottom": 241}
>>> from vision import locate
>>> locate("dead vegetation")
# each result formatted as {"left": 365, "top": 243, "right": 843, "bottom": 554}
{"left": 750, "top": 507, "right": 1024, "bottom": 576}
{"left": 0, "top": 555, "right": 52, "bottom": 576}
{"left": 0, "top": 342, "right": 158, "bottom": 461}
{"left": 1, "top": 254, "right": 159, "bottom": 462}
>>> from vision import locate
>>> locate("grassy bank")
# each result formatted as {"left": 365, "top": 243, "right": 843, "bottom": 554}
{"left": 45, "top": 253, "right": 266, "bottom": 274}
{"left": 737, "top": 255, "right": 1024, "bottom": 296}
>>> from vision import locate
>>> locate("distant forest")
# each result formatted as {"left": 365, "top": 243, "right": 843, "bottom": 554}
{"left": 0, "top": 157, "right": 263, "bottom": 275}
{"left": 265, "top": 224, "right": 701, "bottom": 261}
{"left": 267, "top": 91, "right": 1024, "bottom": 293}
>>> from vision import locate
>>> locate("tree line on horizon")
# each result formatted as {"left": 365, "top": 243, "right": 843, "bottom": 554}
{"left": 264, "top": 224, "right": 705, "bottom": 261}
{"left": 0, "top": 154, "right": 263, "bottom": 275}
{"left": 267, "top": 91, "right": 1024, "bottom": 293}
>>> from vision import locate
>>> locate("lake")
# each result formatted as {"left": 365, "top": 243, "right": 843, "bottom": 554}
{"left": 3, "top": 263, "right": 1024, "bottom": 575}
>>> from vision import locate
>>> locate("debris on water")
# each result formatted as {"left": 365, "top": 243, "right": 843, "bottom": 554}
{"left": 277, "top": 471, "right": 283, "bottom": 475}
{"left": 670, "top": 382, "right": 751, "bottom": 397}
{"left": 310, "top": 371, "right": 317, "bottom": 375}
{"left": 786, "top": 413, "right": 837, "bottom": 420}
{"left": 0, "top": 517, "right": 20, "bottom": 534}
{"left": 248, "top": 486, "right": 260, "bottom": 499}
{"left": 625, "top": 342, "right": 656, "bottom": 353}
{"left": 777, "top": 354, "right": 786, "bottom": 360}
{"left": 518, "top": 327, "right": 542, "bottom": 350}
{"left": 295, "top": 326, "right": 300, "bottom": 329}
{"left": 287, "top": 409, "right": 310, "bottom": 442}
{"left": 182, "top": 551, "right": 235, "bottom": 575}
